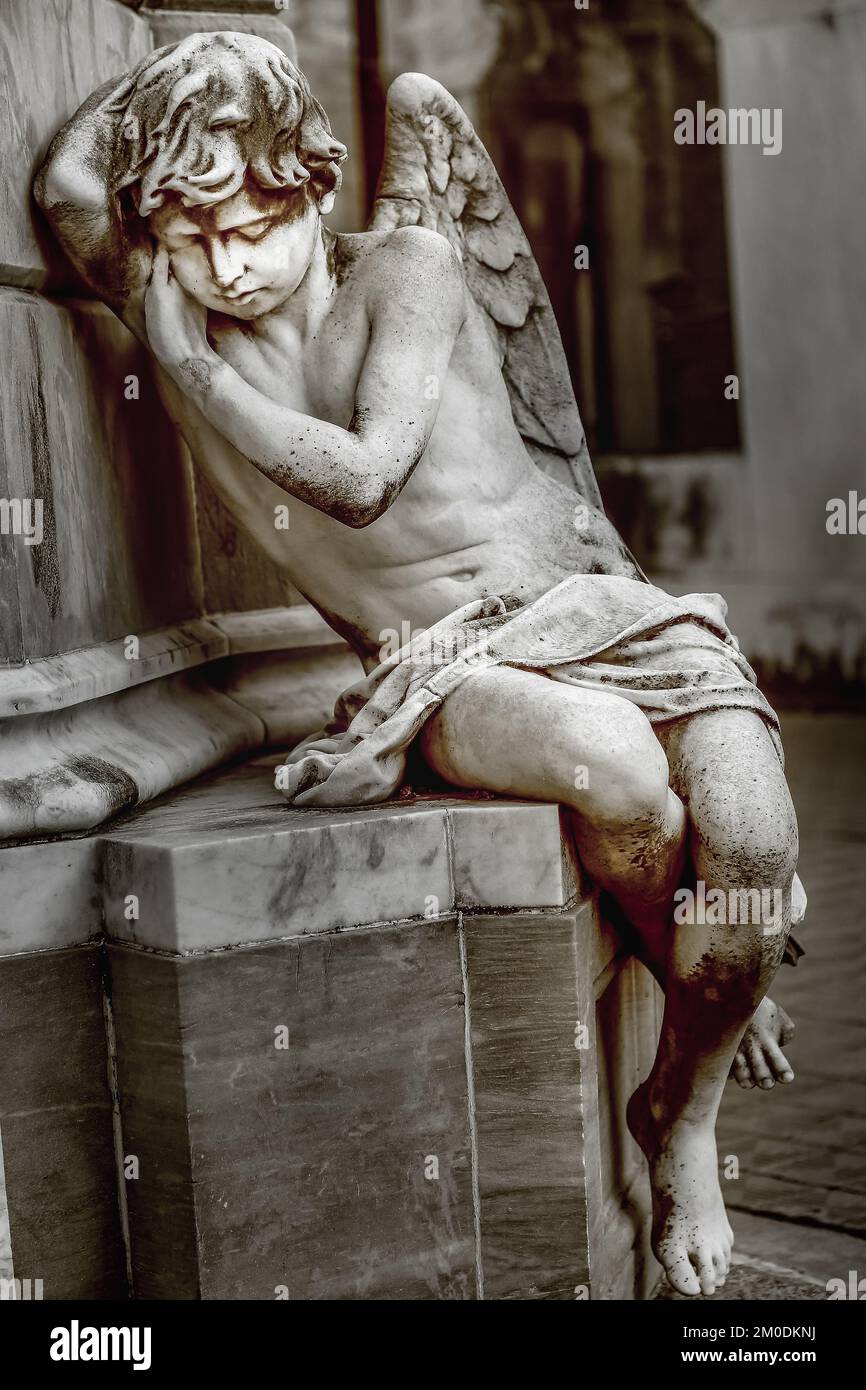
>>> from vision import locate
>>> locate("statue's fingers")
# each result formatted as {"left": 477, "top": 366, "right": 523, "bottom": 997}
{"left": 764, "top": 1039, "right": 794, "bottom": 1083}
{"left": 747, "top": 1041, "right": 774, "bottom": 1089}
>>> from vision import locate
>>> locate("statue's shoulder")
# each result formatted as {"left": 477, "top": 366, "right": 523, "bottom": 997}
{"left": 332, "top": 225, "right": 463, "bottom": 304}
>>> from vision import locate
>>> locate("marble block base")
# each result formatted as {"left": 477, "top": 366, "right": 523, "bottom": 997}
{"left": 0, "top": 945, "right": 126, "bottom": 1298}
{"left": 0, "top": 762, "right": 662, "bottom": 1299}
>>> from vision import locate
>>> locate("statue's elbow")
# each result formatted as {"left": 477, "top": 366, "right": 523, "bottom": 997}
{"left": 331, "top": 479, "right": 396, "bottom": 529}
{"left": 32, "top": 163, "right": 54, "bottom": 213}
{"left": 33, "top": 160, "right": 71, "bottom": 214}
{"left": 33, "top": 145, "right": 94, "bottom": 214}
{"left": 335, "top": 498, "right": 385, "bottom": 530}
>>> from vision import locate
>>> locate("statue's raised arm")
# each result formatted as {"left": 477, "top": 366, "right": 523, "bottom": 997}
{"left": 370, "top": 73, "right": 602, "bottom": 510}
{"left": 34, "top": 65, "right": 156, "bottom": 333}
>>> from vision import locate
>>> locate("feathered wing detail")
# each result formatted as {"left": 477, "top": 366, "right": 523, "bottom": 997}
{"left": 369, "top": 73, "right": 602, "bottom": 510}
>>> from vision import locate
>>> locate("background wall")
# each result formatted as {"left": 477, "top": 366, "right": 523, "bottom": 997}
{"left": 690, "top": 0, "right": 866, "bottom": 703}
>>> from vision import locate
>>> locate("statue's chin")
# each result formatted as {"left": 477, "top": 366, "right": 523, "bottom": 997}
{"left": 220, "top": 303, "right": 262, "bottom": 321}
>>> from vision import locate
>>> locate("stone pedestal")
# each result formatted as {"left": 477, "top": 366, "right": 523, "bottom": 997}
{"left": 0, "top": 763, "right": 661, "bottom": 1299}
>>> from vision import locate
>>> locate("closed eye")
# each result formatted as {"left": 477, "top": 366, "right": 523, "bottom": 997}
{"left": 164, "top": 233, "right": 200, "bottom": 251}
{"left": 237, "top": 220, "right": 271, "bottom": 241}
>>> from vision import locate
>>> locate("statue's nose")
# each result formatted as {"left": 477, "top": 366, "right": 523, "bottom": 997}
{"left": 208, "top": 237, "right": 244, "bottom": 288}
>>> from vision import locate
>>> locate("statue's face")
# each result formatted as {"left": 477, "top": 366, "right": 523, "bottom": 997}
{"left": 148, "top": 184, "right": 320, "bottom": 319}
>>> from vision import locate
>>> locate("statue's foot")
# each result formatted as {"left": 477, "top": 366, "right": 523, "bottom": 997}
{"left": 627, "top": 1082, "right": 734, "bottom": 1297}
{"left": 730, "top": 996, "right": 795, "bottom": 1090}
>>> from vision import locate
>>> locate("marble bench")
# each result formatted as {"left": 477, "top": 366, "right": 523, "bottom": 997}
{"left": 0, "top": 758, "right": 661, "bottom": 1300}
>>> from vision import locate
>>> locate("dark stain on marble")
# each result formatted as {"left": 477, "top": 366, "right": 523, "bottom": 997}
{"left": 25, "top": 310, "right": 59, "bottom": 617}
{"left": 106, "top": 945, "right": 202, "bottom": 1300}
{"left": 66, "top": 755, "right": 139, "bottom": 811}
{"left": 0, "top": 756, "right": 138, "bottom": 821}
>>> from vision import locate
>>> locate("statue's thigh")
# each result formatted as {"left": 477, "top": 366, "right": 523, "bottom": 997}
{"left": 657, "top": 710, "right": 798, "bottom": 884}
{"left": 418, "top": 662, "right": 661, "bottom": 808}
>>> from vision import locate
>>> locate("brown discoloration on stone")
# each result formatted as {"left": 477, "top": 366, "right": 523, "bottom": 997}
{"left": 325, "top": 227, "right": 369, "bottom": 287}
{"left": 301, "top": 593, "right": 382, "bottom": 668}
{"left": 1, "top": 756, "right": 138, "bottom": 822}
{"left": 177, "top": 355, "right": 213, "bottom": 395}
{"left": 24, "top": 311, "right": 59, "bottom": 617}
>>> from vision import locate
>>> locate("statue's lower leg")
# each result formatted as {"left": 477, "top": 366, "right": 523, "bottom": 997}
{"left": 625, "top": 709, "right": 800, "bottom": 1295}
{"left": 421, "top": 675, "right": 800, "bottom": 1296}
{"left": 627, "top": 877, "right": 793, "bottom": 1295}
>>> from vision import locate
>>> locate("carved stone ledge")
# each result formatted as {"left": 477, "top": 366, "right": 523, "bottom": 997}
{"left": 0, "top": 759, "right": 587, "bottom": 954}
{"left": 0, "top": 605, "right": 360, "bottom": 841}
{"left": 0, "top": 620, "right": 228, "bottom": 717}
{"left": 0, "top": 671, "right": 264, "bottom": 839}
{"left": 141, "top": 2, "right": 291, "bottom": 11}
{"left": 101, "top": 780, "right": 586, "bottom": 955}
{"left": 0, "top": 606, "right": 342, "bottom": 716}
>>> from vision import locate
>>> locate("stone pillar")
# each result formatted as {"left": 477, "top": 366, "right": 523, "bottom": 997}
{"left": 0, "top": 0, "right": 353, "bottom": 1289}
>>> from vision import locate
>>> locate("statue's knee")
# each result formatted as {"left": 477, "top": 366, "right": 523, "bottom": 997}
{"left": 741, "top": 829, "right": 799, "bottom": 892}
{"left": 579, "top": 715, "right": 671, "bottom": 832}
{"left": 702, "top": 809, "right": 799, "bottom": 891}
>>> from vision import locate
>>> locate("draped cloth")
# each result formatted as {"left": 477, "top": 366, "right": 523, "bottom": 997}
{"left": 280, "top": 574, "right": 782, "bottom": 807}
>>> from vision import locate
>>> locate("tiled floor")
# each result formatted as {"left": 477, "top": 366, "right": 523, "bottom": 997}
{"left": 714, "top": 713, "right": 866, "bottom": 1292}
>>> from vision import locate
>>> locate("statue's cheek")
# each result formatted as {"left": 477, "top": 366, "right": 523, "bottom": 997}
{"left": 252, "top": 237, "right": 281, "bottom": 272}
{"left": 169, "top": 248, "right": 204, "bottom": 288}
{"left": 248, "top": 261, "right": 278, "bottom": 293}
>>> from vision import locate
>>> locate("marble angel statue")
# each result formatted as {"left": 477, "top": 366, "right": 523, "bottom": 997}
{"left": 36, "top": 31, "right": 805, "bottom": 1297}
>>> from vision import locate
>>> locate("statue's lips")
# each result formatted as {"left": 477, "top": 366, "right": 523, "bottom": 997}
{"left": 222, "top": 288, "right": 261, "bottom": 306}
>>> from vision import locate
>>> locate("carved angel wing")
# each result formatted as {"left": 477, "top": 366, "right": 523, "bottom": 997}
{"left": 369, "top": 73, "right": 602, "bottom": 510}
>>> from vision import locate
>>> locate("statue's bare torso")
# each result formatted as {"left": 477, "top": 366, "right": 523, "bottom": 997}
{"left": 177, "top": 229, "right": 639, "bottom": 662}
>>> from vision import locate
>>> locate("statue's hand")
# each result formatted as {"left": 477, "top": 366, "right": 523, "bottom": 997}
{"left": 145, "top": 248, "right": 211, "bottom": 377}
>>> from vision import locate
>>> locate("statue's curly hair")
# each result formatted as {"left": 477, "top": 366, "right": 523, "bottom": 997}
{"left": 108, "top": 31, "right": 347, "bottom": 216}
